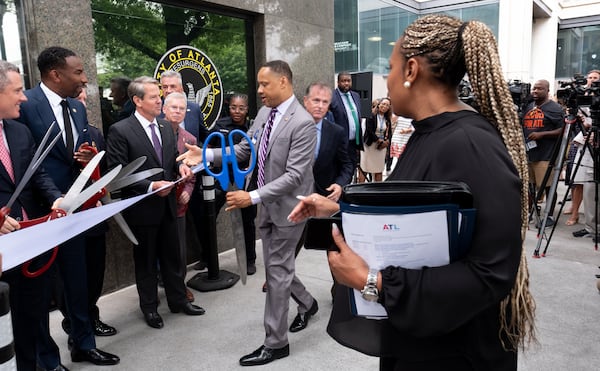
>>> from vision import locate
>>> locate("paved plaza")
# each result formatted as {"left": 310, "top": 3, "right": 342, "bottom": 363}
{"left": 48, "top": 182, "right": 600, "bottom": 370}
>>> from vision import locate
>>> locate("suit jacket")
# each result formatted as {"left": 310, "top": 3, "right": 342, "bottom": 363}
{"left": 329, "top": 88, "right": 363, "bottom": 148}
{"left": 216, "top": 97, "right": 316, "bottom": 228}
{"left": 160, "top": 101, "right": 209, "bottom": 144}
{"left": 364, "top": 114, "right": 392, "bottom": 146}
{"left": 18, "top": 85, "right": 91, "bottom": 193}
{"left": 106, "top": 114, "right": 179, "bottom": 226}
{"left": 0, "top": 119, "right": 61, "bottom": 219}
{"left": 313, "top": 118, "right": 353, "bottom": 196}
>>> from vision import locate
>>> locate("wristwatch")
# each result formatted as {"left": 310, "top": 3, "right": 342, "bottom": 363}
{"left": 361, "top": 268, "right": 379, "bottom": 302}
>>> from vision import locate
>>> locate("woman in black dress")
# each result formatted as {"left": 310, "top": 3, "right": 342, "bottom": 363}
{"left": 289, "top": 14, "right": 535, "bottom": 371}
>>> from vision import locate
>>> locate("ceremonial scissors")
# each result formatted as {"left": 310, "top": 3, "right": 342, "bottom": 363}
{"left": 19, "top": 150, "right": 122, "bottom": 277}
{"left": 0, "top": 121, "right": 62, "bottom": 226}
{"left": 202, "top": 129, "right": 257, "bottom": 284}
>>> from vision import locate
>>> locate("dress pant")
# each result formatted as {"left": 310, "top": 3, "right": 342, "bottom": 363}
{"left": 2, "top": 253, "right": 52, "bottom": 371}
{"left": 38, "top": 236, "right": 95, "bottom": 369}
{"left": 215, "top": 188, "right": 257, "bottom": 264}
{"left": 131, "top": 217, "right": 187, "bottom": 314}
{"left": 259, "top": 213, "right": 314, "bottom": 349}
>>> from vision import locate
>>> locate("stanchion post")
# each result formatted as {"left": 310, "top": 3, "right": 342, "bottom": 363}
{"left": 186, "top": 171, "right": 239, "bottom": 291}
{"left": 0, "top": 282, "right": 16, "bottom": 369}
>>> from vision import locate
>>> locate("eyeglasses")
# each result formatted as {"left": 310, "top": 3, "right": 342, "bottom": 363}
{"left": 166, "top": 106, "right": 187, "bottom": 112}
{"left": 230, "top": 106, "right": 248, "bottom": 112}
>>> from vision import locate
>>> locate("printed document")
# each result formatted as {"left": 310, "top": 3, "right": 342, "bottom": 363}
{"left": 343, "top": 209, "right": 450, "bottom": 318}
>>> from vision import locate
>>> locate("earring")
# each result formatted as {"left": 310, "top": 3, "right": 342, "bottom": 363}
{"left": 403, "top": 81, "right": 411, "bottom": 89}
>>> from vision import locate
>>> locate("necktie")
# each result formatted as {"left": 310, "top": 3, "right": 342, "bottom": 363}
{"left": 315, "top": 124, "right": 321, "bottom": 159}
{"left": 149, "top": 123, "right": 163, "bottom": 165}
{"left": 60, "top": 100, "right": 74, "bottom": 155}
{"left": 343, "top": 93, "right": 360, "bottom": 145}
{"left": 257, "top": 108, "right": 277, "bottom": 188}
{"left": 0, "top": 121, "right": 14, "bottom": 182}
{"left": 0, "top": 122, "right": 28, "bottom": 220}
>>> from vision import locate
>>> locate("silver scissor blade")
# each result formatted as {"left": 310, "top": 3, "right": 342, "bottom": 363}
{"left": 61, "top": 164, "right": 122, "bottom": 214}
{"left": 230, "top": 208, "right": 247, "bottom": 284}
{"left": 105, "top": 168, "right": 163, "bottom": 193}
{"left": 112, "top": 212, "right": 138, "bottom": 245}
{"left": 114, "top": 156, "right": 147, "bottom": 180}
{"left": 227, "top": 185, "right": 247, "bottom": 284}
{"left": 61, "top": 151, "right": 105, "bottom": 205}
{"left": 5, "top": 123, "right": 62, "bottom": 209}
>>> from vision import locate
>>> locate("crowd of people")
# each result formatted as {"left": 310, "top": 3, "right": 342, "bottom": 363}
{"left": 7, "top": 11, "right": 598, "bottom": 371}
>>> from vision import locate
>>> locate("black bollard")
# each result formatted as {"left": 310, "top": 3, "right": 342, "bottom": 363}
{"left": 187, "top": 171, "right": 239, "bottom": 291}
{"left": 0, "top": 282, "right": 16, "bottom": 369}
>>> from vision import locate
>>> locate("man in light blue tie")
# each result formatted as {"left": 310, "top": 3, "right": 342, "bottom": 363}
{"left": 329, "top": 71, "right": 363, "bottom": 174}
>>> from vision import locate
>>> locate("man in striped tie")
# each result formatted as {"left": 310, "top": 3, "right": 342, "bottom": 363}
{"left": 178, "top": 60, "right": 318, "bottom": 366}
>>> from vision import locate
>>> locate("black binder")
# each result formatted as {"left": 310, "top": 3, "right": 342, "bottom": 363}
{"left": 319, "top": 181, "right": 475, "bottom": 357}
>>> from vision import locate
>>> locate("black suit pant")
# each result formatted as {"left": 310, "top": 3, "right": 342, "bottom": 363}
{"left": 131, "top": 217, "right": 187, "bottom": 314}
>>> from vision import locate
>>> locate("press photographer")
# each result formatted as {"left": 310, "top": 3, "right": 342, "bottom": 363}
{"left": 565, "top": 70, "right": 600, "bottom": 240}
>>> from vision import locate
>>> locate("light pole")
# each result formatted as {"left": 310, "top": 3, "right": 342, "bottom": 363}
{"left": 0, "top": 0, "right": 6, "bottom": 60}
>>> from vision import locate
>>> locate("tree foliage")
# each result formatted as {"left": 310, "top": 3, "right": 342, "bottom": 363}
{"left": 92, "top": 0, "right": 248, "bottom": 94}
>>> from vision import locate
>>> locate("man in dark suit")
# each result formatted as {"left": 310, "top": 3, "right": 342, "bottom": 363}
{"left": 159, "top": 70, "right": 209, "bottom": 143}
{"left": 304, "top": 82, "right": 353, "bottom": 201}
{"left": 178, "top": 60, "right": 318, "bottom": 366}
{"left": 106, "top": 76, "right": 205, "bottom": 330}
{"left": 17, "top": 46, "right": 119, "bottom": 369}
{"left": 329, "top": 71, "right": 363, "bottom": 173}
{"left": 0, "top": 60, "right": 63, "bottom": 371}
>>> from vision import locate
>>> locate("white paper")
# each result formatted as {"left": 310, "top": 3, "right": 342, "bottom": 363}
{"left": 0, "top": 194, "right": 148, "bottom": 271}
{"left": 343, "top": 210, "right": 450, "bottom": 318}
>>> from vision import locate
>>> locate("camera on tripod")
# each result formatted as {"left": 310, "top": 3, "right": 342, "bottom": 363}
{"left": 556, "top": 74, "right": 600, "bottom": 125}
{"left": 458, "top": 78, "right": 475, "bottom": 106}
{"left": 508, "top": 80, "right": 531, "bottom": 114}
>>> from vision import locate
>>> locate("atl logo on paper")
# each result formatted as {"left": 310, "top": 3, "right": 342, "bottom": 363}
{"left": 383, "top": 224, "right": 400, "bottom": 231}
{"left": 154, "top": 45, "right": 223, "bottom": 130}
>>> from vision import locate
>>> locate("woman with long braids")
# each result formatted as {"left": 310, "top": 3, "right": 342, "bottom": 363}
{"left": 288, "top": 14, "right": 535, "bottom": 370}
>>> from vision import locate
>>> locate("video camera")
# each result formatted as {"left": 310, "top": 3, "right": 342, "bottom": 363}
{"left": 556, "top": 74, "right": 600, "bottom": 125}
{"left": 458, "top": 79, "right": 475, "bottom": 106}
{"left": 508, "top": 80, "right": 531, "bottom": 114}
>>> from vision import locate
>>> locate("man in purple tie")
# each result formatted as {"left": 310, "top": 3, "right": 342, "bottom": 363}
{"left": 106, "top": 76, "right": 204, "bottom": 330}
{"left": 178, "top": 60, "right": 318, "bottom": 366}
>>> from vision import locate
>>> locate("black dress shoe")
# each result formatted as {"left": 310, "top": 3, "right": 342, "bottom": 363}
{"left": 573, "top": 228, "right": 590, "bottom": 237}
{"left": 289, "top": 299, "right": 318, "bottom": 332}
{"left": 61, "top": 318, "right": 71, "bottom": 335}
{"left": 71, "top": 347, "right": 120, "bottom": 365}
{"left": 144, "top": 312, "right": 164, "bottom": 329}
{"left": 247, "top": 262, "right": 257, "bottom": 275}
{"left": 37, "top": 364, "right": 70, "bottom": 371}
{"left": 170, "top": 302, "right": 205, "bottom": 315}
{"left": 239, "top": 344, "right": 289, "bottom": 366}
{"left": 193, "top": 261, "right": 207, "bottom": 270}
{"left": 94, "top": 319, "right": 117, "bottom": 336}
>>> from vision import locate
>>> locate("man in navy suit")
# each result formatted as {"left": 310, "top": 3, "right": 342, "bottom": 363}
{"left": 0, "top": 60, "right": 63, "bottom": 371}
{"left": 304, "top": 82, "right": 353, "bottom": 201}
{"left": 17, "top": 46, "right": 119, "bottom": 369}
{"left": 329, "top": 71, "right": 363, "bottom": 174}
{"left": 159, "top": 70, "right": 208, "bottom": 143}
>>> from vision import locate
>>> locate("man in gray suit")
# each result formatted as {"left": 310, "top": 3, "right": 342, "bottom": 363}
{"left": 178, "top": 60, "right": 318, "bottom": 366}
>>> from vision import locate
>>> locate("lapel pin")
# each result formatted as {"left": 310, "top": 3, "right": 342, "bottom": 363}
{"left": 72, "top": 108, "right": 77, "bottom": 113}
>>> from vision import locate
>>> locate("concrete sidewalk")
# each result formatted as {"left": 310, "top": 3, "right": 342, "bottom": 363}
{"left": 49, "top": 183, "right": 600, "bottom": 370}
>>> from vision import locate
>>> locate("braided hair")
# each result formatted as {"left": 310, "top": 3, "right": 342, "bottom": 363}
{"left": 401, "top": 14, "right": 535, "bottom": 350}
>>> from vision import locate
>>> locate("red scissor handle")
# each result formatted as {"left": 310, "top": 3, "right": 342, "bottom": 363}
{"left": 0, "top": 205, "right": 10, "bottom": 228}
{"left": 19, "top": 208, "right": 67, "bottom": 278}
{"left": 78, "top": 144, "right": 105, "bottom": 211}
